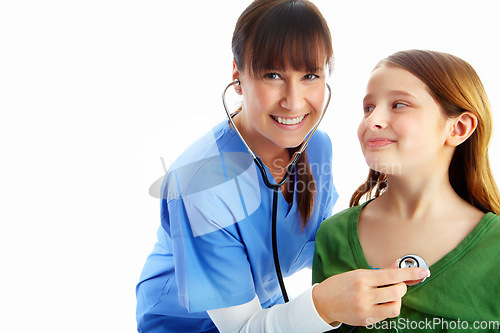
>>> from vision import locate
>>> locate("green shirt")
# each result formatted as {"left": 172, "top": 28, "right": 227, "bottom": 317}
{"left": 313, "top": 202, "right": 500, "bottom": 332}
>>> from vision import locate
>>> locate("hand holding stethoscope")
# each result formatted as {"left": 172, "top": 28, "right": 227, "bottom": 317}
{"left": 322, "top": 256, "right": 430, "bottom": 332}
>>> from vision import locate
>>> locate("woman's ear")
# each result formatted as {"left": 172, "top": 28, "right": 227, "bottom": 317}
{"left": 446, "top": 112, "right": 478, "bottom": 147}
{"left": 232, "top": 58, "right": 242, "bottom": 95}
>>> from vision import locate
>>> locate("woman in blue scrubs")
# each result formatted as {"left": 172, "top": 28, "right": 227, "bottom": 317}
{"left": 136, "top": 1, "right": 429, "bottom": 332}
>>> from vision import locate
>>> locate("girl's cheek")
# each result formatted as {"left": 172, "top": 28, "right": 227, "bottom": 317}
{"left": 357, "top": 121, "right": 365, "bottom": 144}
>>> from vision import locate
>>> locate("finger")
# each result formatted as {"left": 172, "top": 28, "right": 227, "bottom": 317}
{"left": 365, "top": 298, "right": 402, "bottom": 325}
{"left": 384, "top": 259, "right": 401, "bottom": 270}
{"left": 369, "top": 267, "right": 430, "bottom": 287}
{"left": 375, "top": 298, "right": 402, "bottom": 320}
{"left": 402, "top": 277, "right": 426, "bottom": 286}
{"left": 372, "top": 282, "right": 407, "bottom": 304}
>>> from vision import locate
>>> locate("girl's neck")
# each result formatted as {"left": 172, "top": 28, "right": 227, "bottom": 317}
{"left": 360, "top": 169, "right": 485, "bottom": 269}
{"left": 379, "top": 169, "right": 463, "bottom": 222}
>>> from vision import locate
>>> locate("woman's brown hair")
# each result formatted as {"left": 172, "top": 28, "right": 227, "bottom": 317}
{"left": 232, "top": 0, "right": 334, "bottom": 228}
{"left": 351, "top": 50, "right": 500, "bottom": 215}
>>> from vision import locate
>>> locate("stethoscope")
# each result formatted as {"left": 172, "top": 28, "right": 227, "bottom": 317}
{"left": 222, "top": 78, "right": 332, "bottom": 303}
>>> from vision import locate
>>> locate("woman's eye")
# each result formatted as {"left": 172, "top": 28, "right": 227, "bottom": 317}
{"left": 263, "top": 73, "right": 281, "bottom": 80}
{"left": 394, "top": 102, "right": 408, "bottom": 109}
{"left": 304, "top": 74, "right": 319, "bottom": 80}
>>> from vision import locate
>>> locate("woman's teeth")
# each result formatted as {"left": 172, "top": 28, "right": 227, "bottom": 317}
{"left": 274, "top": 115, "right": 305, "bottom": 125}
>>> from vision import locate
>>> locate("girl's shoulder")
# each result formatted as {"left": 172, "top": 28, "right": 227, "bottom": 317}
{"left": 484, "top": 211, "right": 500, "bottom": 232}
{"left": 317, "top": 203, "right": 364, "bottom": 237}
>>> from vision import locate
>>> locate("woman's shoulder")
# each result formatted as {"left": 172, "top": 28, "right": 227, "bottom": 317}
{"left": 161, "top": 120, "right": 254, "bottom": 201}
{"left": 307, "top": 129, "right": 332, "bottom": 152}
{"left": 305, "top": 129, "right": 332, "bottom": 166}
{"left": 309, "top": 128, "right": 331, "bottom": 143}
{"left": 168, "top": 120, "right": 235, "bottom": 170}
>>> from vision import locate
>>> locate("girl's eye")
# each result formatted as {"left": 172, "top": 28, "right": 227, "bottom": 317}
{"left": 364, "top": 105, "right": 375, "bottom": 113}
{"left": 263, "top": 73, "right": 281, "bottom": 80}
{"left": 394, "top": 102, "right": 408, "bottom": 109}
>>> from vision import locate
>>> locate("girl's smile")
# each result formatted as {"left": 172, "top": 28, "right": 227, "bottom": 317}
{"left": 365, "top": 137, "right": 397, "bottom": 149}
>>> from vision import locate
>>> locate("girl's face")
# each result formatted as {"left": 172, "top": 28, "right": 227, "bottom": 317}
{"left": 236, "top": 65, "right": 327, "bottom": 152}
{"left": 358, "top": 65, "right": 455, "bottom": 176}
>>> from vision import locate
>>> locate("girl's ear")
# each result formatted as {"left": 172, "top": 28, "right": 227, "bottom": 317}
{"left": 446, "top": 112, "right": 478, "bottom": 147}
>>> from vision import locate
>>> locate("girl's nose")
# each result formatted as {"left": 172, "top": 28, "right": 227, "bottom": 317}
{"left": 364, "top": 107, "right": 388, "bottom": 130}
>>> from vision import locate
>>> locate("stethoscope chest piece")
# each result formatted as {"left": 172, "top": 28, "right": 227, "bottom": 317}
{"left": 398, "top": 254, "right": 429, "bottom": 285}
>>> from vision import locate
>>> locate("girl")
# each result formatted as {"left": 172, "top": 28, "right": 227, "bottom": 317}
{"left": 136, "top": 2, "right": 427, "bottom": 332}
{"left": 313, "top": 49, "right": 500, "bottom": 332}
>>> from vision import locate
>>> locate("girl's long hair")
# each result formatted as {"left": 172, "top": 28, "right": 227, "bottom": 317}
{"left": 232, "top": 0, "right": 334, "bottom": 228}
{"left": 351, "top": 50, "right": 500, "bottom": 215}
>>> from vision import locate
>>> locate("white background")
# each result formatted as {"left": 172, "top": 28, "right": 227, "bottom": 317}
{"left": 1, "top": 1, "right": 499, "bottom": 332}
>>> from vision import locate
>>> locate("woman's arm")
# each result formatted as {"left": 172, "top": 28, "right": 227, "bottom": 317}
{"left": 207, "top": 286, "right": 337, "bottom": 333}
{"left": 209, "top": 267, "right": 429, "bottom": 332}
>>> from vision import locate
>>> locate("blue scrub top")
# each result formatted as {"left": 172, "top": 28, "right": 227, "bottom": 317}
{"left": 136, "top": 120, "right": 337, "bottom": 333}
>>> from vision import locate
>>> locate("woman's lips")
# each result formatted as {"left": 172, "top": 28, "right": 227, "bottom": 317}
{"left": 270, "top": 114, "right": 309, "bottom": 130}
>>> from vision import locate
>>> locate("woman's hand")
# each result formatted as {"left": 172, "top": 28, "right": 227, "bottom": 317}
{"left": 312, "top": 266, "right": 430, "bottom": 327}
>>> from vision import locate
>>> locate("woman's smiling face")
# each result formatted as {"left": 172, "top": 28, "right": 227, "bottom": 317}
{"left": 236, "top": 65, "right": 327, "bottom": 152}
{"left": 358, "top": 64, "right": 455, "bottom": 176}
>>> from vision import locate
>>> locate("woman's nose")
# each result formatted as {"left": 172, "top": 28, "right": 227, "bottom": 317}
{"left": 280, "top": 83, "right": 306, "bottom": 112}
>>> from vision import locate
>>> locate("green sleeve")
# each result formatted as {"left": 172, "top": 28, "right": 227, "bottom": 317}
{"left": 312, "top": 231, "right": 327, "bottom": 284}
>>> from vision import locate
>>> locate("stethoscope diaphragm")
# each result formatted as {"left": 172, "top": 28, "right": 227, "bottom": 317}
{"left": 398, "top": 254, "right": 429, "bottom": 285}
